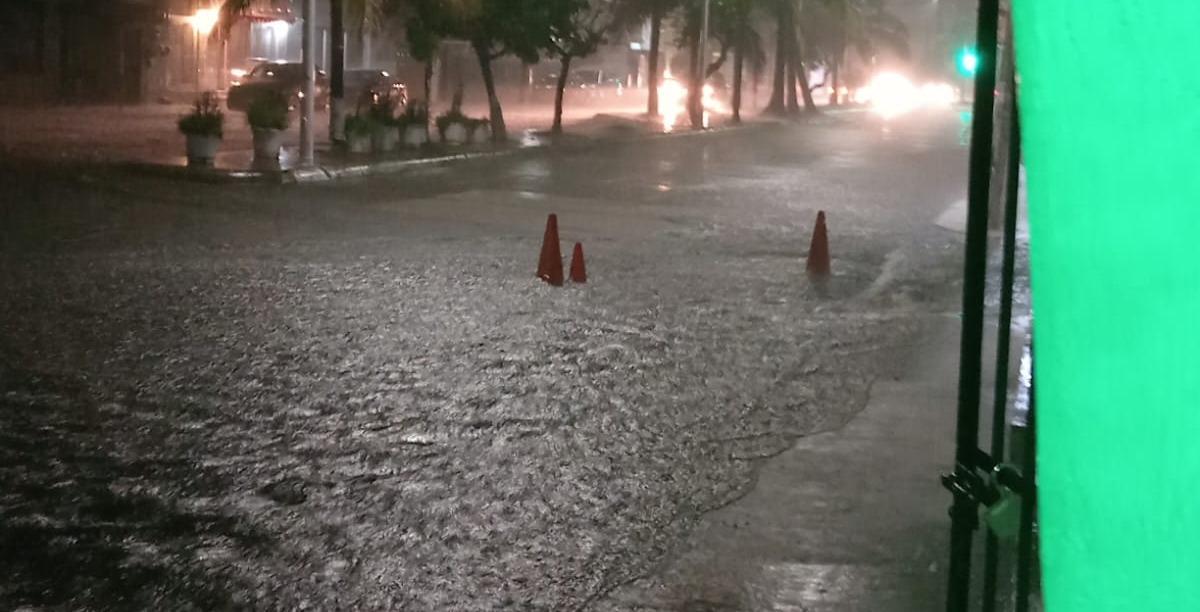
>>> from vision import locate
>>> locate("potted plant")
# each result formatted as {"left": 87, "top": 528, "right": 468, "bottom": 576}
{"left": 344, "top": 114, "right": 373, "bottom": 154}
{"left": 436, "top": 86, "right": 472, "bottom": 145}
{"left": 466, "top": 117, "right": 492, "bottom": 144}
{"left": 398, "top": 102, "right": 430, "bottom": 148}
{"left": 178, "top": 91, "right": 223, "bottom": 166}
{"left": 436, "top": 107, "right": 470, "bottom": 145}
{"left": 368, "top": 93, "right": 400, "bottom": 153}
{"left": 246, "top": 90, "right": 289, "bottom": 161}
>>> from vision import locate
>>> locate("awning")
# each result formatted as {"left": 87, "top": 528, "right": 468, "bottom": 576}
{"left": 233, "top": 0, "right": 296, "bottom": 23}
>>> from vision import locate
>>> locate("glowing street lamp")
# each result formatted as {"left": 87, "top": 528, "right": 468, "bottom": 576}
{"left": 188, "top": 7, "right": 220, "bottom": 36}
{"left": 186, "top": 7, "right": 221, "bottom": 89}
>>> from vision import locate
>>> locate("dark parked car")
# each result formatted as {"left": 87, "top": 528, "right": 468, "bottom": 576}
{"left": 535, "top": 69, "right": 625, "bottom": 100}
{"left": 344, "top": 69, "right": 407, "bottom": 110}
{"left": 227, "top": 62, "right": 405, "bottom": 112}
{"left": 227, "top": 62, "right": 328, "bottom": 112}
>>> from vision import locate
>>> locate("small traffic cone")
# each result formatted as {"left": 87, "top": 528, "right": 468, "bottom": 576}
{"left": 569, "top": 242, "right": 587, "bottom": 283}
{"left": 536, "top": 214, "right": 564, "bottom": 286}
{"left": 806, "top": 210, "right": 831, "bottom": 279}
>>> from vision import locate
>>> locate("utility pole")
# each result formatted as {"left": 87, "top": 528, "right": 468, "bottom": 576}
{"left": 700, "top": 0, "right": 710, "bottom": 83}
{"left": 330, "top": 0, "right": 345, "bottom": 142}
{"left": 689, "top": 0, "right": 711, "bottom": 127}
{"left": 301, "top": 0, "right": 316, "bottom": 166}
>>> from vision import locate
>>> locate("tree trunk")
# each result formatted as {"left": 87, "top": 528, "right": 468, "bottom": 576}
{"left": 473, "top": 41, "right": 506, "bottom": 142}
{"left": 553, "top": 55, "right": 571, "bottom": 134}
{"left": 830, "top": 58, "right": 840, "bottom": 105}
{"left": 791, "top": 27, "right": 817, "bottom": 112}
{"left": 796, "top": 64, "right": 816, "bottom": 111}
{"left": 766, "top": 0, "right": 788, "bottom": 114}
{"left": 786, "top": 56, "right": 798, "bottom": 112}
{"left": 329, "top": 0, "right": 345, "bottom": 141}
{"left": 784, "top": 1, "right": 799, "bottom": 114}
{"left": 647, "top": 9, "right": 662, "bottom": 116}
{"left": 732, "top": 41, "right": 744, "bottom": 123}
{"left": 423, "top": 60, "right": 434, "bottom": 105}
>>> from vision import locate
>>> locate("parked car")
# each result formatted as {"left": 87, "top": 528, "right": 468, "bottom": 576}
{"left": 228, "top": 57, "right": 271, "bottom": 88}
{"left": 344, "top": 69, "right": 407, "bottom": 110}
{"left": 535, "top": 69, "right": 625, "bottom": 101}
{"left": 227, "top": 62, "right": 329, "bottom": 112}
{"left": 569, "top": 69, "right": 625, "bottom": 95}
{"left": 228, "top": 62, "right": 407, "bottom": 114}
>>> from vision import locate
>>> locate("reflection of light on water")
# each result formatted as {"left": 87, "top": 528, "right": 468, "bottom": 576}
{"left": 1012, "top": 344, "right": 1033, "bottom": 426}
{"left": 658, "top": 70, "right": 722, "bottom": 132}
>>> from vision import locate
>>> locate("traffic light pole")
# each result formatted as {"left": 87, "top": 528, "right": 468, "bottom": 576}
{"left": 945, "top": 0, "right": 1001, "bottom": 610}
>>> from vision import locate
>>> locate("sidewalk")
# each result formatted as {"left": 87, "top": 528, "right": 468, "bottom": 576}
{"left": 597, "top": 314, "right": 962, "bottom": 611}
{"left": 120, "top": 112, "right": 775, "bottom": 184}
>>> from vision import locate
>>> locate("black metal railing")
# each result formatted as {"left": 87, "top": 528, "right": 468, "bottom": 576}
{"left": 943, "top": 0, "right": 1039, "bottom": 610}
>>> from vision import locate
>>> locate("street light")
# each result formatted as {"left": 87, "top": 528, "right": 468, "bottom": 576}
{"left": 188, "top": 7, "right": 220, "bottom": 36}
{"left": 187, "top": 7, "right": 220, "bottom": 89}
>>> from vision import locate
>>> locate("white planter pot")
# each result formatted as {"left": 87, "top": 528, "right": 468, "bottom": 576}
{"left": 346, "top": 133, "right": 372, "bottom": 154}
{"left": 443, "top": 122, "right": 468, "bottom": 145}
{"left": 185, "top": 134, "right": 220, "bottom": 166}
{"left": 252, "top": 128, "right": 285, "bottom": 160}
{"left": 404, "top": 124, "right": 429, "bottom": 148}
{"left": 372, "top": 125, "right": 400, "bottom": 153}
{"left": 469, "top": 123, "right": 492, "bottom": 144}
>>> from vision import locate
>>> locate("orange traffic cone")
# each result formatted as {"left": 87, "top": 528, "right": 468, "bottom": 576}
{"left": 569, "top": 242, "right": 587, "bottom": 283}
{"left": 806, "top": 210, "right": 831, "bottom": 279}
{"left": 537, "top": 214, "right": 564, "bottom": 286}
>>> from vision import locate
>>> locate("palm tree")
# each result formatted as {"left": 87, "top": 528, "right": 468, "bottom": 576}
{"left": 764, "top": 0, "right": 790, "bottom": 114}
{"left": 801, "top": 0, "right": 909, "bottom": 104}
{"left": 547, "top": 0, "right": 612, "bottom": 133}
{"left": 613, "top": 0, "right": 681, "bottom": 116}
{"left": 727, "top": 0, "right": 766, "bottom": 122}
{"left": 673, "top": 0, "right": 765, "bottom": 123}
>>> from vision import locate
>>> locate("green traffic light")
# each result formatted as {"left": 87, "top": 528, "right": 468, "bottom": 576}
{"left": 957, "top": 47, "right": 979, "bottom": 76}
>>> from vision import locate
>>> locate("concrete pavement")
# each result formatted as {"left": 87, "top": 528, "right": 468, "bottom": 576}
{"left": 599, "top": 314, "right": 960, "bottom": 611}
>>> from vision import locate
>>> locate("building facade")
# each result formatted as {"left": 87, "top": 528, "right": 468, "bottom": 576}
{"left": 1, "top": 0, "right": 167, "bottom": 104}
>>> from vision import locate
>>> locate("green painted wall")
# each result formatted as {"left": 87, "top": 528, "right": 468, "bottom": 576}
{"left": 1010, "top": 2, "right": 1200, "bottom": 610}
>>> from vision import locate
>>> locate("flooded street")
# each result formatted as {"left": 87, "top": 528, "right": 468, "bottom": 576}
{"left": 1, "top": 111, "right": 968, "bottom": 609}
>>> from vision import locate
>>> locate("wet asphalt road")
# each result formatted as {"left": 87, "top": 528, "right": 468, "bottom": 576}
{"left": 0, "top": 111, "right": 968, "bottom": 610}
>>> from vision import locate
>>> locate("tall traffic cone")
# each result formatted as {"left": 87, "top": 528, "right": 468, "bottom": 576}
{"left": 806, "top": 210, "right": 831, "bottom": 279}
{"left": 536, "top": 214, "right": 564, "bottom": 286}
{"left": 569, "top": 242, "right": 587, "bottom": 283}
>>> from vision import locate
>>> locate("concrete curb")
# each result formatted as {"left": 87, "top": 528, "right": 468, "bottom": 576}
{"left": 285, "top": 148, "right": 518, "bottom": 184}
{"left": 120, "top": 116, "right": 798, "bottom": 186}
{"left": 118, "top": 161, "right": 277, "bottom": 184}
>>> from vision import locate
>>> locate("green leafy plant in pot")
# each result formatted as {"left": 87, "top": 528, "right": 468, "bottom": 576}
{"left": 398, "top": 101, "right": 430, "bottom": 148}
{"left": 178, "top": 91, "right": 223, "bottom": 166}
{"left": 247, "top": 90, "right": 290, "bottom": 160}
{"left": 465, "top": 117, "right": 491, "bottom": 144}
{"left": 435, "top": 87, "right": 489, "bottom": 145}
{"left": 367, "top": 93, "right": 401, "bottom": 153}
{"left": 343, "top": 114, "right": 374, "bottom": 154}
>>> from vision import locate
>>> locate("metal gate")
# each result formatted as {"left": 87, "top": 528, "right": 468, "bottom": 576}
{"left": 941, "top": 0, "right": 1038, "bottom": 611}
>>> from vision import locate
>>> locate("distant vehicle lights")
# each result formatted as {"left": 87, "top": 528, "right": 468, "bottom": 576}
{"left": 856, "top": 72, "right": 960, "bottom": 119}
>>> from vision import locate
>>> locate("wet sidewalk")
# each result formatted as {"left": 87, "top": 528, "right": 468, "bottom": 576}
{"left": 598, "top": 314, "right": 963, "bottom": 611}
{"left": 123, "top": 112, "right": 762, "bottom": 184}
